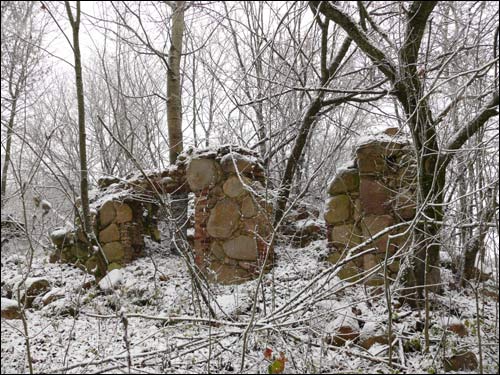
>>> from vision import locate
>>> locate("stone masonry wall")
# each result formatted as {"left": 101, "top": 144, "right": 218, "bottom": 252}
{"left": 186, "top": 146, "right": 273, "bottom": 284}
{"left": 50, "top": 192, "right": 161, "bottom": 273}
{"left": 324, "top": 128, "right": 417, "bottom": 285}
{"left": 50, "top": 146, "right": 273, "bottom": 284}
{"left": 49, "top": 164, "right": 188, "bottom": 274}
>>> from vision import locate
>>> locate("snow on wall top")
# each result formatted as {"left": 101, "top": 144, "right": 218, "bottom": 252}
{"left": 356, "top": 131, "right": 410, "bottom": 148}
{"left": 188, "top": 144, "right": 262, "bottom": 161}
{"left": 326, "top": 165, "right": 357, "bottom": 186}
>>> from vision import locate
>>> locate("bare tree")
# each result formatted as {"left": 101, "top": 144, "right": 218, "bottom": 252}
{"left": 1, "top": 1, "right": 45, "bottom": 208}
{"left": 314, "top": 0, "right": 499, "bottom": 298}
{"left": 64, "top": 0, "right": 107, "bottom": 277}
{"left": 166, "top": 1, "right": 185, "bottom": 164}
{"left": 165, "top": 1, "right": 189, "bottom": 253}
{"left": 273, "top": 2, "right": 388, "bottom": 226}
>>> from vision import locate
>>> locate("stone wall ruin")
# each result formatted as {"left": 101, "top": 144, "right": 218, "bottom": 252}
{"left": 324, "top": 128, "right": 417, "bottom": 285}
{"left": 50, "top": 130, "right": 417, "bottom": 287}
{"left": 186, "top": 146, "right": 273, "bottom": 284}
{"left": 50, "top": 178, "right": 167, "bottom": 273}
{"left": 50, "top": 161, "right": 191, "bottom": 273}
{"left": 50, "top": 146, "right": 273, "bottom": 284}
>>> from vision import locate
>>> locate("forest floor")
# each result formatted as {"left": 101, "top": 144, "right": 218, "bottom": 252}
{"left": 1, "top": 233, "right": 499, "bottom": 374}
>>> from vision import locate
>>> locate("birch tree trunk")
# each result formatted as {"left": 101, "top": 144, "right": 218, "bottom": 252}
{"left": 167, "top": 1, "right": 188, "bottom": 253}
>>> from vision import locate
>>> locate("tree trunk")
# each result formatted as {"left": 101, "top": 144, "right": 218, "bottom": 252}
{"left": 167, "top": 1, "right": 188, "bottom": 254}
{"left": 273, "top": 29, "right": 352, "bottom": 227}
{"left": 460, "top": 192, "right": 497, "bottom": 285}
{"left": 167, "top": 1, "right": 185, "bottom": 164}
{"left": 1, "top": 98, "right": 17, "bottom": 208}
{"left": 65, "top": 0, "right": 107, "bottom": 277}
{"left": 1, "top": 2, "right": 34, "bottom": 208}
{"left": 314, "top": 2, "right": 498, "bottom": 302}
{"left": 274, "top": 96, "right": 323, "bottom": 226}
{"left": 396, "top": 83, "right": 444, "bottom": 298}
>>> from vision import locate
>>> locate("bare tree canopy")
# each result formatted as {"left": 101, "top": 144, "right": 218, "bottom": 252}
{"left": 1, "top": 1, "right": 498, "bottom": 374}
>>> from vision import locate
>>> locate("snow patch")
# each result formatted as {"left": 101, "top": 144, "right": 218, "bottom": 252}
{"left": 98, "top": 269, "right": 123, "bottom": 291}
{"left": 220, "top": 152, "right": 259, "bottom": 167}
{"left": 1, "top": 298, "right": 19, "bottom": 310}
{"left": 49, "top": 227, "right": 70, "bottom": 238}
{"left": 356, "top": 132, "right": 409, "bottom": 148}
{"left": 213, "top": 294, "right": 248, "bottom": 316}
{"left": 295, "top": 218, "right": 319, "bottom": 229}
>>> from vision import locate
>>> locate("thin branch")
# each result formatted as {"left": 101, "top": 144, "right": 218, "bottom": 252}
{"left": 440, "top": 91, "right": 499, "bottom": 170}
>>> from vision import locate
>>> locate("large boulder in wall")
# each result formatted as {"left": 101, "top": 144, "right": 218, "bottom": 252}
{"left": 222, "top": 235, "right": 258, "bottom": 261}
{"left": 207, "top": 261, "right": 252, "bottom": 285}
{"left": 360, "top": 215, "right": 395, "bottom": 253}
{"left": 356, "top": 137, "right": 405, "bottom": 175}
{"left": 99, "top": 200, "right": 116, "bottom": 227}
{"left": 220, "top": 152, "right": 262, "bottom": 176}
{"left": 223, "top": 176, "right": 251, "bottom": 198}
{"left": 114, "top": 202, "right": 133, "bottom": 223}
{"left": 324, "top": 195, "right": 351, "bottom": 225}
{"left": 328, "top": 167, "right": 359, "bottom": 195}
{"left": 241, "top": 196, "right": 257, "bottom": 218}
{"left": 103, "top": 241, "right": 125, "bottom": 262}
{"left": 206, "top": 199, "right": 240, "bottom": 238}
{"left": 393, "top": 191, "right": 416, "bottom": 220}
{"left": 187, "top": 158, "right": 221, "bottom": 191}
{"left": 330, "top": 224, "right": 362, "bottom": 249}
{"left": 99, "top": 223, "right": 120, "bottom": 243}
{"left": 359, "top": 177, "right": 392, "bottom": 215}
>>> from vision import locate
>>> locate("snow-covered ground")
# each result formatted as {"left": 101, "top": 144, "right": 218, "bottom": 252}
{"left": 1, "top": 236, "right": 499, "bottom": 374}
